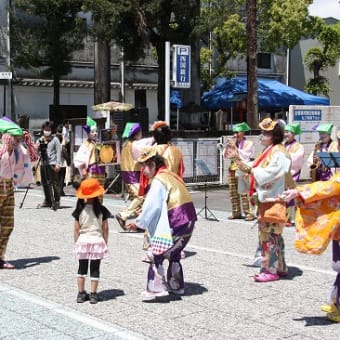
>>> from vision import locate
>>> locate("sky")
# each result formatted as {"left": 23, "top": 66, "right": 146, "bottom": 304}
{"left": 308, "top": 0, "right": 340, "bottom": 19}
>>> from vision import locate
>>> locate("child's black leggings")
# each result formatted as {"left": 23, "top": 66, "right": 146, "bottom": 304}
{"left": 77, "top": 259, "right": 101, "bottom": 279}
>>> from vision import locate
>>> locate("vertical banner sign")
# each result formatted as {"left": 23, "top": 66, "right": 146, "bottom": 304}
{"left": 172, "top": 45, "right": 191, "bottom": 88}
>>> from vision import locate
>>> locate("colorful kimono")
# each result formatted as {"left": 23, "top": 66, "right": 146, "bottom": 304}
{"left": 155, "top": 144, "right": 185, "bottom": 178}
{"left": 284, "top": 139, "right": 304, "bottom": 212}
{"left": 252, "top": 144, "right": 292, "bottom": 274}
{"left": 295, "top": 173, "right": 340, "bottom": 313}
{"left": 284, "top": 140, "right": 304, "bottom": 181}
{"left": 74, "top": 140, "right": 105, "bottom": 187}
{"left": 0, "top": 144, "right": 33, "bottom": 260}
{"left": 118, "top": 137, "right": 153, "bottom": 222}
{"left": 136, "top": 168, "right": 196, "bottom": 294}
{"left": 121, "top": 140, "right": 141, "bottom": 198}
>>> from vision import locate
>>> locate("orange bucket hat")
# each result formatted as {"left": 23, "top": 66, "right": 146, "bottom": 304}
{"left": 76, "top": 178, "right": 105, "bottom": 199}
{"left": 259, "top": 118, "right": 277, "bottom": 131}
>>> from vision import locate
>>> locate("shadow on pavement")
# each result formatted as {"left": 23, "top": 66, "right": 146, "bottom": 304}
{"left": 142, "top": 282, "right": 208, "bottom": 304}
{"left": 293, "top": 316, "right": 334, "bottom": 326}
{"left": 99, "top": 289, "right": 125, "bottom": 301}
{"left": 12, "top": 256, "right": 60, "bottom": 269}
{"left": 183, "top": 250, "right": 197, "bottom": 258}
{"left": 279, "top": 266, "right": 303, "bottom": 280}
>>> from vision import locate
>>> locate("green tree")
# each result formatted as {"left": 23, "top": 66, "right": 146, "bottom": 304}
{"left": 81, "top": 0, "right": 134, "bottom": 104}
{"left": 138, "top": 0, "right": 201, "bottom": 119}
{"left": 304, "top": 20, "right": 340, "bottom": 96}
{"left": 197, "top": 0, "right": 313, "bottom": 127}
{"left": 10, "top": 0, "right": 87, "bottom": 105}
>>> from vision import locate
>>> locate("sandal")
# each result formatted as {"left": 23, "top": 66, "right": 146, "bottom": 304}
{"left": 327, "top": 309, "right": 340, "bottom": 323}
{"left": 321, "top": 304, "right": 338, "bottom": 313}
{"left": 0, "top": 260, "right": 15, "bottom": 269}
{"left": 254, "top": 271, "right": 279, "bottom": 282}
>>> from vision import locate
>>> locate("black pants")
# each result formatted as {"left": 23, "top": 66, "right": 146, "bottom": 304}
{"left": 78, "top": 259, "right": 101, "bottom": 279}
{"left": 40, "top": 165, "right": 60, "bottom": 204}
{"left": 58, "top": 167, "right": 66, "bottom": 194}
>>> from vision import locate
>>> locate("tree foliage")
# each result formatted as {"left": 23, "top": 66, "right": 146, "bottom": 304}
{"left": 197, "top": 0, "right": 313, "bottom": 91}
{"left": 304, "top": 20, "right": 340, "bottom": 96}
{"left": 11, "top": 0, "right": 87, "bottom": 105}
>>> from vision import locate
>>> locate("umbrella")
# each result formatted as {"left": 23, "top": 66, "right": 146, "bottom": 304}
{"left": 92, "top": 101, "right": 133, "bottom": 112}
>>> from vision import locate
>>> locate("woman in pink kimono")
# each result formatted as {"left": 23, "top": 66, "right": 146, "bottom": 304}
{"left": 0, "top": 130, "right": 34, "bottom": 269}
{"left": 284, "top": 124, "right": 304, "bottom": 225}
{"left": 237, "top": 118, "right": 292, "bottom": 282}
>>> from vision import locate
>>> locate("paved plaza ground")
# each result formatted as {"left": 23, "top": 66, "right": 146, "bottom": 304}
{"left": 0, "top": 186, "right": 338, "bottom": 339}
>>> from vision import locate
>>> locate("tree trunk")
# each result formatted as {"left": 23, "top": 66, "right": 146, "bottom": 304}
{"left": 246, "top": 0, "right": 258, "bottom": 129}
{"left": 94, "top": 40, "right": 111, "bottom": 105}
{"left": 156, "top": 40, "right": 165, "bottom": 120}
{"left": 53, "top": 75, "right": 60, "bottom": 106}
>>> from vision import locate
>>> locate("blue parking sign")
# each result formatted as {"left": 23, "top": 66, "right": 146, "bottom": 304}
{"left": 172, "top": 45, "right": 191, "bottom": 88}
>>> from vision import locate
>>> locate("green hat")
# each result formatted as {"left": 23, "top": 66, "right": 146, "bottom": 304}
{"left": 0, "top": 117, "right": 23, "bottom": 136}
{"left": 87, "top": 117, "right": 97, "bottom": 130}
{"left": 232, "top": 122, "right": 251, "bottom": 133}
{"left": 122, "top": 122, "right": 141, "bottom": 139}
{"left": 316, "top": 123, "right": 333, "bottom": 134}
{"left": 83, "top": 117, "right": 97, "bottom": 133}
{"left": 284, "top": 124, "right": 302, "bottom": 135}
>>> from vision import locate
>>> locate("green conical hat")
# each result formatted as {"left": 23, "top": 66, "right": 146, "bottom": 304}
{"left": 232, "top": 122, "right": 251, "bottom": 133}
{"left": 316, "top": 123, "right": 333, "bottom": 134}
{"left": 0, "top": 118, "right": 23, "bottom": 136}
{"left": 87, "top": 117, "right": 97, "bottom": 131}
{"left": 284, "top": 124, "right": 302, "bottom": 135}
{"left": 122, "top": 122, "right": 141, "bottom": 139}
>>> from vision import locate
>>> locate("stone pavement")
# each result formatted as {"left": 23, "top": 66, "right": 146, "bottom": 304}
{"left": 0, "top": 186, "right": 338, "bottom": 340}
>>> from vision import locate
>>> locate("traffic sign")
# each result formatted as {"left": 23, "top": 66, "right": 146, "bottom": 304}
{"left": 172, "top": 45, "right": 191, "bottom": 88}
{"left": 0, "top": 72, "right": 12, "bottom": 80}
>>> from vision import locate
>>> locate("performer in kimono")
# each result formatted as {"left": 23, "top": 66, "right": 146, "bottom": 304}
{"left": 153, "top": 121, "right": 184, "bottom": 177}
{"left": 116, "top": 123, "right": 145, "bottom": 229}
{"left": 307, "top": 123, "right": 338, "bottom": 182}
{"left": 284, "top": 123, "right": 305, "bottom": 226}
{"left": 283, "top": 173, "right": 340, "bottom": 322}
{"left": 74, "top": 117, "right": 105, "bottom": 188}
{"left": 236, "top": 118, "right": 292, "bottom": 282}
{"left": 221, "top": 122, "right": 255, "bottom": 221}
{"left": 126, "top": 146, "right": 196, "bottom": 301}
{"left": 0, "top": 128, "right": 34, "bottom": 269}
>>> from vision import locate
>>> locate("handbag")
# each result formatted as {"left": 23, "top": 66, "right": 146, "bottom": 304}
{"left": 258, "top": 200, "right": 286, "bottom": 224}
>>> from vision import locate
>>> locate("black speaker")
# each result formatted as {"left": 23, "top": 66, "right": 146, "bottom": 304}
{"left": 113, "top": 108, "right": 149, "bottom": 137}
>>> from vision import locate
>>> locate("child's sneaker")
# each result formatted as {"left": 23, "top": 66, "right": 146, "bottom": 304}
{"left": 76, "top": 291, "right": 89, "bottom": 303}
{"left": 89, "top": 292, "right": 99, "bottom": 304}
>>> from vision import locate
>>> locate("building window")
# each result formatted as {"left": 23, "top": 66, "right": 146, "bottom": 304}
{"left": 257, "top": 53, "right": 271, "bottom": 69}
{"left": 135, "top": 89, "right": 146, "bottom": 108}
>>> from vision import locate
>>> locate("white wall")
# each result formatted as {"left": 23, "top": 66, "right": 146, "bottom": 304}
{"left": 6, "top": 84, "right": 158, "bottom": 130}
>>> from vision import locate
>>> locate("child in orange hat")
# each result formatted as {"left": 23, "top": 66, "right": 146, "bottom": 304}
{"left": 72, "top": 178, "right": 111, "bottom": 304}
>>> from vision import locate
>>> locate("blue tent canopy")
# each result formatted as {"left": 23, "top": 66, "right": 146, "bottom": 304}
{"left": 201, "top": 77, "right": 330, "bottom": 110}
